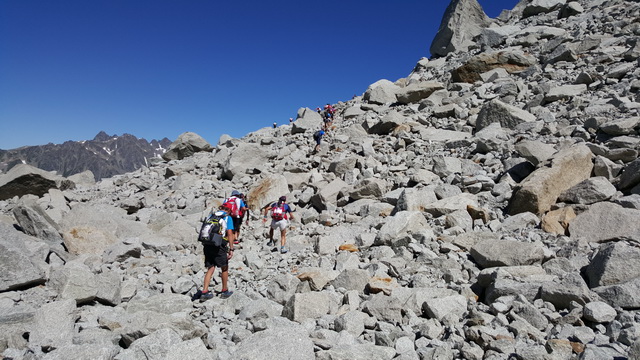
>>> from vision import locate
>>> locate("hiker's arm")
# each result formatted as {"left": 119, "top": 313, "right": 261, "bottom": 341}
{"left": 226, "top": 229, "right": 234, "bottom": 258}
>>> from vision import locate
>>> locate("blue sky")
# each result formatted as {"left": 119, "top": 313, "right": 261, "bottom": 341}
{"left": 0, "top": 0, "right": 519, "bottom": 150}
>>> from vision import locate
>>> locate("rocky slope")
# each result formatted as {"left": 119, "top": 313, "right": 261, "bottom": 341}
{"left": 0, "top": 131, "right": 172, "bottom": 181}
{"left": 1, "top": 0, "right": 640, "bottom": 359}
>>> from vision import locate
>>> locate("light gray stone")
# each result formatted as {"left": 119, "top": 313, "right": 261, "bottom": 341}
{"left": 570, "top": 202, "right": 640, "bottom": 243}
{"left": 585, "top": 242, "right": 640, "bottom": 288}
{"left": 583, "top": 301, "right": 617, "bottom": 323}
{"left": 470, "top": 239, "right": 545, "bottom": 268}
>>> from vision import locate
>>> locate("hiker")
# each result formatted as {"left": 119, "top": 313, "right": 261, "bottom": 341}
{"left": 223, "top": 190, "right": 248, "bottom": 244}
{"left": 196, "top": 203, "right": 235, "bottom": 300}
{"left": 313, "top": 128, "right": 325, "bottom": 153}
{"left": 273, "top": 122, "right": 277, "bottom": 128}
{"left": 323, "top": 104, "right": 335, "bottom": 129}
{"left": 263, "top": 196, "right": 294, "bottom": 254}
{"left": 289, "top": 117, "right": 293, "bottom": 123}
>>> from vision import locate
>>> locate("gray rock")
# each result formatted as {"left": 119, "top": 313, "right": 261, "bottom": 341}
{"left": 515, "top": 140, "right": 556, "bottom": 167}
{"left": 59, "top": 203, "right": 150, "bottom": 255}
{"left": 544, "top": 84, "right": 587, "bottom": 103}
{"left": 593, "top": 277, "right": 640, "bottom": 310}
{"left": 396, "top": 82, "right": 445, "bottom": 104}
{"left": 430, "top": 0, "right": 491, "bottom": 57}
{"left": 0, "top": 223, "right": 48, "bottom": 292}
{"left": 330, "top": 269, "right": 370, "bottom": 293}
{"left": 422, "top": 294, "right": 467, "bottom": 322}
{"left": 585, "top": 242, "right": 640, "bottom": 288}
{"left": 374, "top": 211, "right": 430, "bottom": 247}
{"left": 12, "top": 201, "right": 63, "bottom": 244}
{"left": 475, "top": 99, "right": 536, "bottom": 132}
{"left": 165, "top": 338, "right": 213, "bottom": 360}
{"left": 266, "top": 273, "right": 300, "bottom": 305}
{"left": 0, "top": 164, "right": 74, "bottom": 201}
{"left": 583, "top": 301, "right": 617, "bottom": 323}
{"left": 333, "top": 311, "right": 367, "bottom": 337}
{"left": 291, "top": 107, "right": 323, "bottom": 134}
{"left": 29, "top": 299, "right": 77, "bottom": 351}
{"left": 162, "top": 132, "right": 212, "bottom": 161}
{"left": 283, "top": 292, "right": 337, "bottom": 323}
{"left": 124, "top": 328, "right": 182, "bottom": 359}
{"left": 363, "top": 80, "right": 401, "bottom": 105}
{"left": 600, "top": 117, "right": 640, "bottom": 136}
{"left": 508, "top": 144, "right": 594, "bottom": 215}
{"left": 569, "top": 202, "right": 640, "bottom": 243}
{"left": 539, "top": 273, "right": 594, "bottom": 310}
{"left": 470, "top": 239, "right": 545, "bottom": 268}
{"left": 222, "top": 143, "right": 272, "bottom": 180}
{"left": 523, "top": 0, "right": 565, "bottom": 18}
{"left": 619, "top": 158, "right": 640, "bottom": 191}
{"left": 48, "top": 262, "right": 98, "bottom": 304}
{"left": 42, "top": 345, "right": 120, "bottom": 360}
{"left": 558, "top": 176, "right": 617, "bottom": 205}
{"left": 126, "top": 293, "right": 192, "bottom": 315}
{"left": 316, "top": 344, "right": 396, "bottom": 360}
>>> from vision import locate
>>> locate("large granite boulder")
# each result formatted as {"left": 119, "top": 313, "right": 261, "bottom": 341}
{"left": 508, "top": 145, "right": 594, "bottom": 215}
{"left": 0, "top": 223, "right": 48, "bottom": 292}
{"left": 569, "top": 202, "right": 640, "bottom": 243}
{"left": 161, "top": 132, "right": 213, "bottom": 161}
{"left": 430, "top": 0, "right": 492, "bottom": 58}
{"left": 0, "top": 164, "right": 74, "bottom": 201}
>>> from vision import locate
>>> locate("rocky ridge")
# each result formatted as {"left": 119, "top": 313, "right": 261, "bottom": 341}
{"left": 0, "top": 131, "right": 172, "bottom": 181}
{"left": 1, "top": 0, "right": 640, "bottom": 359}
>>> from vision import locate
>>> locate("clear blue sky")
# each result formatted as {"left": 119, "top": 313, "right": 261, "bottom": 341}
{"left": 0, "top": 0, "right": 519, "bottom": 150}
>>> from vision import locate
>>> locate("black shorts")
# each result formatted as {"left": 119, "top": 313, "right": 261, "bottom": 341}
{"left": 232, "top": 217, "right": 242, "bottom": 231}
{"left": 204, "top": 243, "right": 228, "bottom": 268}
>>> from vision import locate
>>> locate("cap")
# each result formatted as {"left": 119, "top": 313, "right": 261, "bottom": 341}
{"left": 231, "top": 190, "right": 240, "bottom": 196}
{"left": 279, "top": 196, "right": 286, "bottom": 202}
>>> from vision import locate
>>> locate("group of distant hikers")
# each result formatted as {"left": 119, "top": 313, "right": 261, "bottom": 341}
{"left": 193, "top": 190, "right": 294, "bottom": 301}
{"left": 194, "top": 103, "right": 337, "bottom": 301}
{"left": 312, "top": 103, "right": 336, "bottom": 153}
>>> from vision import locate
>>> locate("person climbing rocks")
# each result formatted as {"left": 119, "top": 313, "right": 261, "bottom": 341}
{"left": 313, "top": 128, "right": 325, "bottom": 153}
{"left": 194, "top": 203, "right": 235, "bottom": 301}
{"left": 262, "top": 196, "right": 294, "bottom": 254}
{"left": 223, "top": 190, "right": 249, "bottom": 244}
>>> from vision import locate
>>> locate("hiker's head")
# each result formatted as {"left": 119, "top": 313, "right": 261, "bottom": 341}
{"left": 278, "top": 196, "right": 286, "bottom": 204}
{"left": 231, "top": 190, "right": 240, "bottom": 197}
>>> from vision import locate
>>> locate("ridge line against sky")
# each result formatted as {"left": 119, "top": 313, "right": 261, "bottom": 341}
{"left": 0, "top": 0, "right": 519, "bottom": 150}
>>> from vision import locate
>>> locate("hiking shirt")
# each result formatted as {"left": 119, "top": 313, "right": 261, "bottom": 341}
{"left": 270, "top": 202, "right": 292, "bottom": 220}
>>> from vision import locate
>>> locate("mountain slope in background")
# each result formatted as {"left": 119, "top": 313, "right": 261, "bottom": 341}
{"left": 0, "top": 131, "right": 172, "bottom": 180}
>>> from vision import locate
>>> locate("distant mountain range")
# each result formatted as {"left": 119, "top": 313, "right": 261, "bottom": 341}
{"left": 0, "top": 131, "right": 172, "bottom": 181}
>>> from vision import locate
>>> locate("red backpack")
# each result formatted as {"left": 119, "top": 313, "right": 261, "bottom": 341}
{"left": 222, "top": 197, "right": 240, "bottom": 218}
{"left": 271, "top": 203, "right": 287, "bottom": 221}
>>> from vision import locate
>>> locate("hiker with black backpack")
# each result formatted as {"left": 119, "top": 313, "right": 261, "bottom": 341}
{"left": 194, "top": 203, "right": 235, "bottom": 300}
{"left": 262, "top": 196, "right": 294, "bottom": 254}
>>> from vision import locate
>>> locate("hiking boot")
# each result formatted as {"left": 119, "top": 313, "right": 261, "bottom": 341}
{"left": 191, "top": 290, "right": 203, "bottom": 301}
{"left": 200, "top": 291, "right": 214, "bottom": 302}
{"left": 267, "top": 239, "right": 274, "bottom": 247}
{"left": 280, "top": 246, "right": 288, "bottom": 254}
{"left": 220, "top": 290, "right": 233, "bottom": 299}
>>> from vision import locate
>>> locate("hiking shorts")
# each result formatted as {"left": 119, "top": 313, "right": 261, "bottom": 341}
{"left": 232, "top": 216, "right": 243, "bottom": 230}
{"left": 204, "top": 243, "right": 228, "bottom": 268}
{"left": 270, "top": 219, "right": 288, "bottom": 231}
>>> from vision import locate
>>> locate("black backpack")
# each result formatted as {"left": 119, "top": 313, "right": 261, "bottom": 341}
{"left": 198, "top": 213, "right": 225, "bottom": 246}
